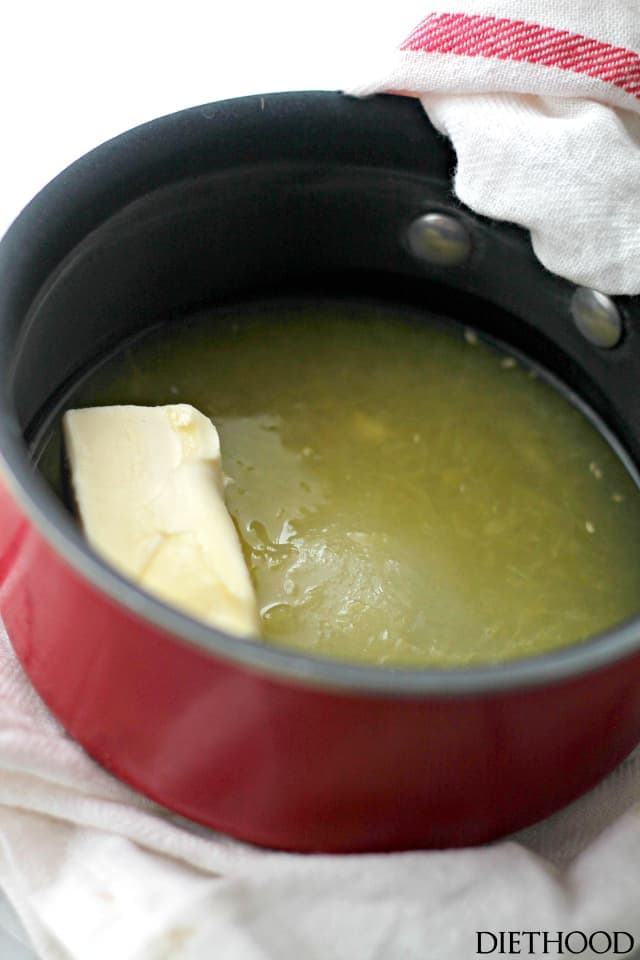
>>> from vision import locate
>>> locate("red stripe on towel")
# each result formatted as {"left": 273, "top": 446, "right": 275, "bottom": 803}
{"left": 401, "top": 13, "right": 640, "bottom": 97}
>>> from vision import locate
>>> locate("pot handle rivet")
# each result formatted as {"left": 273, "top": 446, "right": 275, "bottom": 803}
{"left": 570, "top": 287, "right": 623, "bottom": 348}
{"left": 406, "top": 212, "right": 471, "bottom": 267}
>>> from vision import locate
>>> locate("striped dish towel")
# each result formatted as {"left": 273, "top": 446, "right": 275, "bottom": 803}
{"left": 351, "top": 1, "right": 640, "bottom": 294}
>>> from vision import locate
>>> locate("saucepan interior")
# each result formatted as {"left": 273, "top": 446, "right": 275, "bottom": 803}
{"left": 1, "top": 90, "right": 640, "bottom": 694}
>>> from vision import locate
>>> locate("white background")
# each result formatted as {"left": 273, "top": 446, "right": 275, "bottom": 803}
{"left": 0, "top": 0, "right": 422, "bottom": 239}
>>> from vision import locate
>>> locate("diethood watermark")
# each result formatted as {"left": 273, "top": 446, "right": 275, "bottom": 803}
{"left": 476, "top": 931, "right": 636, "bottom": 955}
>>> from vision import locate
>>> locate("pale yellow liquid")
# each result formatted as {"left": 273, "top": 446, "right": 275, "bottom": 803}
{"left": 42, "top": 302, "right": 640, "bottom": 667}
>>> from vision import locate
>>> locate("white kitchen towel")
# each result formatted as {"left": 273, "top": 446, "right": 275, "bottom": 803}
{"left": 350, "top": 1, "right": 640, "bottom": 294}
{"left": 1, "top": 620, "right": 640, "bottom": 960}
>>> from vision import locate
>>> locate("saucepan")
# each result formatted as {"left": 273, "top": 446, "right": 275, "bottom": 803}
{"left": 0, "top": 91, "right": 639, "bottom": 852}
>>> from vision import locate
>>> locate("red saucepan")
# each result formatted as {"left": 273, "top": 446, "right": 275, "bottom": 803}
{"left": 0, "top": 92, "right": 639, "bottom": 852}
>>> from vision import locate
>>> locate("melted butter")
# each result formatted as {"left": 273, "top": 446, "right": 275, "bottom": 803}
{"left": 40, "top": 302, "right": 640, "bottom": 667}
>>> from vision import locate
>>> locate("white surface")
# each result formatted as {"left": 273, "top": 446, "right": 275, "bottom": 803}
{"left": 0, "top": 0, "right": 421, "bottom": 240}
{"left": 0, "top": 893, "right": 34, "bottom": 959}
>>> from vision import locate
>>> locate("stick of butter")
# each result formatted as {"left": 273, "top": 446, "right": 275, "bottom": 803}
{"left": 63, "top": 404, "right": 259, "bottom": 637}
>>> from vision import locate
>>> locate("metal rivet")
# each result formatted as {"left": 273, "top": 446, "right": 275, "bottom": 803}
{"left": 570, "top": 287, "right": 622, "bottom": 348}
{"left": 406, "top": 213, "right": 471, "bottom": 267}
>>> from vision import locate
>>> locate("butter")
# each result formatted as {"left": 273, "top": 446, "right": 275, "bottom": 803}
{"left": 63, "top": 404, "right": 259, "bottom": 637}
